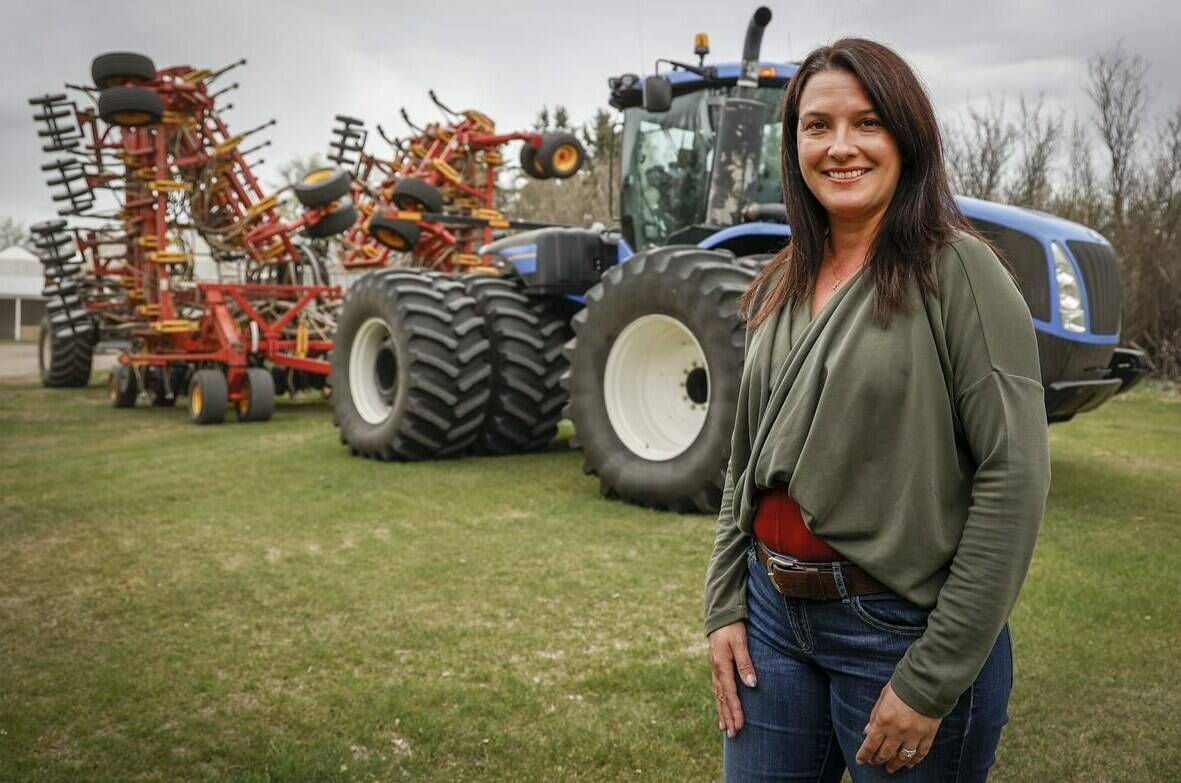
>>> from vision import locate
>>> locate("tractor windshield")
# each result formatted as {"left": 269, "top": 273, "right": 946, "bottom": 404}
{"left": 619, "top": 86, "right": 785, "bottom": 250}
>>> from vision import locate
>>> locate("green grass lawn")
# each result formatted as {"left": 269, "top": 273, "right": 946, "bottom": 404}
{"left": 1, "top": 377, "right": 1178, "bottom": 782}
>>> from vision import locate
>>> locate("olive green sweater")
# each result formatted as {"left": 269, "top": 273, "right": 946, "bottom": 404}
{"left": 703, "top": 231, "right": 1051, "bottom": 718}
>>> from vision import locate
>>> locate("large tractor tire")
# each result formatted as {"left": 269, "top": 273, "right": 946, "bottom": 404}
{"left": 37, "top": 314, "right": 95, "bottom": 387}
{"left": 461, "top": 274, "right": 573, "bottom": 455}
{"left": 561, "top": 246, "right": 755, "bottom": 513}
{"left": 330, "top": 270, "right": 491, "bottom": 460}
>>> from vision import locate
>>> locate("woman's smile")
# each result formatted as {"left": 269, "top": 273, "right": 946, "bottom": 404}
{"left": 796, "top": 69, "right": 901, "bottom": 226}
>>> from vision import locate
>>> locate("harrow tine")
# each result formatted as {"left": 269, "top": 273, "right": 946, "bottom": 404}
{"left": 207, "top": 58, "right": 247, "bottom": 84}
{"left": 400, "top": 108, "right": 423, "bottom": 134}
{"left": 428, "top": 90, "right": 460, "bottom": 117}
{"left": 209, "top": 82, "right": 239, "bottom": 101}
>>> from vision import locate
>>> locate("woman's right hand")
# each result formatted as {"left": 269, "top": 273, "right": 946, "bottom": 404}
{"left": 708, "top": 620, "right": 758, "bottom": 738}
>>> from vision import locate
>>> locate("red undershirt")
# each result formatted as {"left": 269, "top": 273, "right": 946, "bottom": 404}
{"left": 753, "top": 484, "right": 845, "bottom": 561}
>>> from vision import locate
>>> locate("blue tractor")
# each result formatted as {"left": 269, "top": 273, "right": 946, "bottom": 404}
{"left": 330, "top": 7, "right": 1149, "bottom": 513}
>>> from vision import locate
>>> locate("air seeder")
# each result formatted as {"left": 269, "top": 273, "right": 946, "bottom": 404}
{"left": 29, "top": 52, "right": 356, "bottom": 423}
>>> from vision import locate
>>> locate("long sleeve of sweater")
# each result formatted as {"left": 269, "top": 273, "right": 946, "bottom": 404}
{"left": 888, "top": 238, "right": 1051, "bottom": 718}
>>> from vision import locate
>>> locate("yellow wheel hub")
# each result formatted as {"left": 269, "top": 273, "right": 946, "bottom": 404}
{"left": 375, "top": 228, "right": 406, "bottom": 249}
{"left": 302, "top": 168, "right": 335, "bottom": 185}
{"left": 237, "top": 385, "right": 251, "bottom": 416}
{"left": 113, "top": 111, "right": 153, "bottom": 126}
{"left": 551, "top": 144, "right": 579, "bottom": 174}
{"left": 191, "top": 384, "right": 203, "bottom": 416}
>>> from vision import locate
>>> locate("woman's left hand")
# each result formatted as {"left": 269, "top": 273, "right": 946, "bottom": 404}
{"left": 855, "top": 681, "right": 942, "bottom": 773}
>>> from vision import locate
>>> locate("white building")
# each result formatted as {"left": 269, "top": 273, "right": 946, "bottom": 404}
{"left": 0, "top": 246, "right": 45, "bottom": 341}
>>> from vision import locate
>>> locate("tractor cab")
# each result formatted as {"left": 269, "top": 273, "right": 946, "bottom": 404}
{"left": 609, "top": 64, "right": 796, "bottom": 252}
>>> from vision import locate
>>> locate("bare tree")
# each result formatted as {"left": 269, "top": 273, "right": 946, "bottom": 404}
{"left": 0, "top": 216, "right": 27, "bottom": 251}
{"left": 1006, "top": 95, "right": 1062, "bottom": 208}
{"left": 946, "top": 97, "right": 1017, "bottom": 200}
{"left": 1085, "top": 42, "right": 1149, "bottom": 227}
{"left": 1051, "top": 117, "right": 1103, "bottom": 227}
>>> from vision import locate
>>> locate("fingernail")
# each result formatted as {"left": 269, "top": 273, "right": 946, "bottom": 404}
{"left": 744, "top": 674, "right": 757, "bottom": 688}
{"left": 727, "top": 729, "right": 735, "bottom": 739}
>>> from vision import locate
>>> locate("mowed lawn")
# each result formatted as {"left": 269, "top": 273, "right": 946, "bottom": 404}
{"left": 1, "top": 373, "right": 1178, "bottom": 782}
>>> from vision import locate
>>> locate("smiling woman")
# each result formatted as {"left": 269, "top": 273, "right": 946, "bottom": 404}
{"left": 704, "top": 37, "right": 1050, "bottom": 783}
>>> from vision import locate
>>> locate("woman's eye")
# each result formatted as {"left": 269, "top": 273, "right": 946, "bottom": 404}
{"left": 860, "top": 118, "right": 881, "bottom": 128}
{"left": 804, "top": 121, "right": 826, "bottom": 131}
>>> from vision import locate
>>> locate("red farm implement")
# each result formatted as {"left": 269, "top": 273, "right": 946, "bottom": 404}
{"left": 28, "top": 51, "right": 356, "bottom": 423}
{"left": 327, "top": 92, "right": 585, "bottom": 271}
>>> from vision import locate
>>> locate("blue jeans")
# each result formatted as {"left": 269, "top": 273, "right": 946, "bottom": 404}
{"left": 723, "top": 544, "right": 1013, "bottom": 782}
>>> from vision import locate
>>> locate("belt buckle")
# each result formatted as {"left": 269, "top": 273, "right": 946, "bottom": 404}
{"left": 764, "top": 549, "right": 802, "bottom": 593}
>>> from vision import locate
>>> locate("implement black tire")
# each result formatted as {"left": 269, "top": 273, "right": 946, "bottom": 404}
{"left": 461, "top": 274, "right": 573, "bottom": 455}
{"left": 560, "top": 246, "right": 754, "bottom": 513}
{"left": 108, "top": 364, "right": 138, "bottom": 408}
{"left": 189, "top": 369, "right": 228, "bottom": 425}
{"left": 519, "top": 143, "right": 549, "bottom": 179}
{"left": 38, "top": 314, "right": 94, "bottom": 387}
{"left": 293, "top": 168, "right": 350, "bottom": 208}
{"left": 98, "top": 87, "right": 162, "bottom": 127}
{"left": 368, "top": 214, "right": 420, "bottom": 251}
{"left": 91, "top": 52, "right": 156, "bottom": 88}
{"left": 236, "top": 367, "right": 275, "bottom": 422}
{"left": 305, "top": 202, "right": 358, "bottom": 238}
{"left": 537, "top": 132, "right": 585, "bottom": 179}
{"left": 330, "top": 270, "right": 491, "bottom": 460}
{"left": 392, "top": 178, "right": 444, "bottom": 213}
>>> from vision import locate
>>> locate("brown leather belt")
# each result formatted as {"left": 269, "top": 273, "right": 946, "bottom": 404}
{"left": 756, "top": 539, "right": 888, "bottom": 601}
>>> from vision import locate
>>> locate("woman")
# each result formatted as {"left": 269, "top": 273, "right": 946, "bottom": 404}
{"left": 703, "top": 38, "right": 1051, "bottom": 781}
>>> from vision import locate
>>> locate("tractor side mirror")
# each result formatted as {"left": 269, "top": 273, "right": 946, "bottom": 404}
{"left": 642, "top": 76, "right": 672, "bottom": 113}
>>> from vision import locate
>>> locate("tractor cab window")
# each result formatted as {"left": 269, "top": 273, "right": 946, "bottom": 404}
{"left": 622, "top": 92, "right": 712, "bottom": 248}
{"left": 620, "top": 85, "right": 787, "bottom": 250}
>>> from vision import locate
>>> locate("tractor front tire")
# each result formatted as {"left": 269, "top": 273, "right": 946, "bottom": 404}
{"left": 461, "top": 275, "right": 573, "bottom": 455}
{"left": 561, "top": 246, "right": 754, "bottom": 513}
{"left": 329, "top": 270, "right": 491, "bottom": 460}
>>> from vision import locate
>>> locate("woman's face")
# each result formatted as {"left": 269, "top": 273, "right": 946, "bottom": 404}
{"left": 796, "top": 69, "right": 901, "bottom": 228}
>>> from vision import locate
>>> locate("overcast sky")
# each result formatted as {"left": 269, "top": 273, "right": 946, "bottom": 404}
{"left": 1, "top": 0, "right": 1176, "bottom": 227}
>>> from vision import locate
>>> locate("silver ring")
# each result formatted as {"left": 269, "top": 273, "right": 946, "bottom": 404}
{"left": 898, "top": 746, "right": 918, "bottom": 760}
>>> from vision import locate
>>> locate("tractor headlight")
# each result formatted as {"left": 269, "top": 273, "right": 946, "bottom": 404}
{"left": 1051, "top": 241, "right": 1086, "bottom": 333}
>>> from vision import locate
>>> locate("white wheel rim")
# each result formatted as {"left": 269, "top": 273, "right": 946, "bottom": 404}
{"left": 349, "top": 317, "right": 399, "bottom": 425}
{"left": 603, "top": 314, "right": 710, "bottom": 461}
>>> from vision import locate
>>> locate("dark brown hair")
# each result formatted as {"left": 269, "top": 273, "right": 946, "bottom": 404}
{"left": 740, "top": 38, "right": 979, "bottom": 333}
